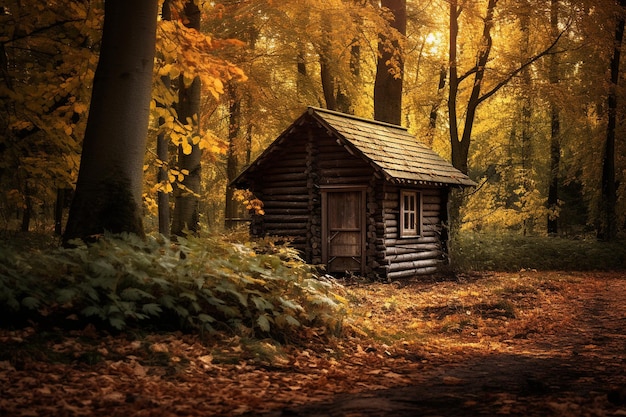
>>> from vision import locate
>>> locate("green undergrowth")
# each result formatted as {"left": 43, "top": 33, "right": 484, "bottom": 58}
{"left": 0, "top": 233, "right": 347, "bottom": 342}
{"left": 453, "top": 231, "right": 626, "bottom": 272}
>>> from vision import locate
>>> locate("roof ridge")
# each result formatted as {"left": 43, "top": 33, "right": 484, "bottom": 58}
{"left": 307, "top": 106, "right": 409, "bottom": 132}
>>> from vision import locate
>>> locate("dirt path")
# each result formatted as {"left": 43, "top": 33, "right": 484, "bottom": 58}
{"left": 260, "top": 274, "right": 626, "bottom": 417}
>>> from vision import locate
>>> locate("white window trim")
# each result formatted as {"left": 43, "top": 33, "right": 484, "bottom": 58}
{"left": 400, "top": 190, "right": 422, "bottom": 238}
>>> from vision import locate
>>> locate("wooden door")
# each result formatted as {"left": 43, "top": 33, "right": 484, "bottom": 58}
{"left": 322, "top": 188, "right": 366, "bottom": 274}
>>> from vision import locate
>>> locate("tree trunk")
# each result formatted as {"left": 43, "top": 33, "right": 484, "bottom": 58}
{"left": 373, "top": 0, "right": 406, "bottom": 125}
{"left": 157, "top": 0, "right": 172, "bottom": 237}
{"left": 225, "top": 83, "right": 240, "bottom": 229}
{"left": 20, "top": 181, "right": 31, "bottom": 232}
{"left": 547, "top": 0, "right": 561, "bottom": 236}
{"left": 157, "top": 105, "right": 171, "bottom": 236}
{"left": 319, "top": 11, "right": 351, "bottom": 113}
{"left": 447, "top": 0, "right": 497, "bottom": 247}
{"left": 598, "top": 0, "right": 625, "bottom": 241}
{"left": 171, "top": 1, "right": 202, "bottom": 236}
{"left": 448, "top": 0, "right": 461, "bottom": 171}
{"left": 425, "top": 66, "right": 447, "bottom": 147}
{"left": 451, "top": 0, "right": 498, "bottom": 175}
{"left": 54, "top": 188, "right": 67, "bottom": 235}
{"left": 63, "top": 0, "right": 158, "bottom": 244}
{"left": 520, "top": 0, "right": 533, "bottom": 236}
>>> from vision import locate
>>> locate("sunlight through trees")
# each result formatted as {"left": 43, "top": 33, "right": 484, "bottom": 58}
{"left": 0, "top": 0, "right": 625, "bottom": 239}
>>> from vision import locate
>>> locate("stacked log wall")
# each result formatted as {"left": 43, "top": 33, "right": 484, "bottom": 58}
{"left": 378, "top": 184, "right": 446, "bottom": 280}
{"left": 315, "top": 135, "right": 376, "bottom": 185}
{"left": 252, "top": 138, "right": 309, "bottom": 253}
{"left": 306, "top": 128, "right": 322, "bottom": 264}
{"left": 368, "top": 177, "right": 386, "bottom": 279}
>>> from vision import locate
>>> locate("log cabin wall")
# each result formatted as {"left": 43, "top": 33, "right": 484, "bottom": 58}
{"left": 248, "top": 136, "right": 309, "bottom": 254}
{"left": 378, "top": 184, "right": 448, "bottom": 280}
{"left": 305, "top": 126, "right": 321, "bottom": 264}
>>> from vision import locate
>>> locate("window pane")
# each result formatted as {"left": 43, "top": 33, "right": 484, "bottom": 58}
{"left": 400, "top": 191, "right": 420, "bottom": 237}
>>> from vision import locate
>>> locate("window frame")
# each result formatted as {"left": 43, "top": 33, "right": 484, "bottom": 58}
{"left": 399, "top": 190, "right": 422, "bottom": 238}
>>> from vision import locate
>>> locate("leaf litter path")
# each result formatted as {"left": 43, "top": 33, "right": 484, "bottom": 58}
{"left": 266, "top": 271, "right": 626, "bottom": 417}
{"left": 1, "top": 271, "right": 626, "bottom": 416}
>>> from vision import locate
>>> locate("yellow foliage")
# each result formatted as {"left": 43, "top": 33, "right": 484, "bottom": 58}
{"left": 155, "top": 19, "right": 246, "bottom": 93}
{"left": 461, "top": 177, "right": 552, "bottom": 233}
{"left": 234, "top": 189, "right": 265, "bottom": 215}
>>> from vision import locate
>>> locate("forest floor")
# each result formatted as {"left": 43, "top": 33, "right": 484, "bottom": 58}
{"left": 2, "top": 270, "right": 626, "bottom": 416}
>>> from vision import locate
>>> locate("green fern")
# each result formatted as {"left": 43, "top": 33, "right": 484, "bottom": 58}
{"left": 0, "top": 232, "right": 348, "bottom": 341}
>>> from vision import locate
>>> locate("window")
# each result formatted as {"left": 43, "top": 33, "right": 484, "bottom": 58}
{"left": 400, "top": 190, "right": 421, "bottom": 237}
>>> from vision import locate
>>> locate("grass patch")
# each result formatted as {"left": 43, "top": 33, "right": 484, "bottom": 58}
{"left": 452, "top": 231, "right": 626, "bottom": 272}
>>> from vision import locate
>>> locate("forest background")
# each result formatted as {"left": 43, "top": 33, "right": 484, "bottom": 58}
{"left": 1, "top": 0, "right": 626, "bottom": 244}
{"left": 3, "top": 3, "right": 626, "bottom": 414}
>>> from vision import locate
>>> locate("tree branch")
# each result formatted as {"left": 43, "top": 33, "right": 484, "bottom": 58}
{"left": 477, "top": 23, "right": 568, "bottom": 106}
{"left": 7, "top": 19, "right": 85, "bottom": 44}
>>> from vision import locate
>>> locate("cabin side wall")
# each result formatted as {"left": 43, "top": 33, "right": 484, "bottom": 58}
{"left": 248, "top": 138, "right": 309, "bottom": 254}
{"left": 377, "top": 184, "right": 448, "bottom": 279}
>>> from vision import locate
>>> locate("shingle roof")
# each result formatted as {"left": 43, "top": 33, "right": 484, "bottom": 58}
{"left": 310, "top": 107, "right": 474, "bottom": 187}
{"left": 234, "top": 107, "right": 476, "bottom": 187}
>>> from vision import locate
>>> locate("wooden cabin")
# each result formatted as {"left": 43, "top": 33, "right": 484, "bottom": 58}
{"left": 232, "top": 107, "right": 475, "bottom": 280}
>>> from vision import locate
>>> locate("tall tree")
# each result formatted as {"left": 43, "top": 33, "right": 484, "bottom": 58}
{"left": 318, "top": 4, "right": 360, "bottom": 114}
{"left": 519, "top": 0, "right": 534, "bottom": 235}
{"left": 448, "top": 0, "right": 498, "bottom": 175}
{"left": 447, "top": 0, "right": 562, "bottom": 175}
{"left": 157, "top": 0, "right": 173, "bottom": 236}
{"left": 425, "top": 66, "right": 447, "bottom": 147}
{"left": 225, "top": 83, "right": 241, "bottom": 229}
{"left": 63, "top": 0, "right": 158, "bottom": 243}
{"left": 598, "top": 0, "right": 625, "bottom": 241}
{"left": 171, "top": 0, "right": 202, "bottom": 236}
{"left": 0, "top": 1, "right": 95, "bottom": 232}
{"left": 547, "top": 0, "right": 561, "bottom": 235}
{"left": 373, "top": 0, "right": 406, "bottom": 125}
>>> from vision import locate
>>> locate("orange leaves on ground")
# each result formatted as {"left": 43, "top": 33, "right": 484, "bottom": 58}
{"left": 2, "top": 272, "right": 626, "bottom": 416}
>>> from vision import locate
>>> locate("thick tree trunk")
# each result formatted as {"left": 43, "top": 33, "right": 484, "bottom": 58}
{"left": 63, "top": 0, "right": 158, "bottom": 244}
{"left": 172, "top": 1, "right": 202, "bottom": 236}
{"left": 54, "top": 188, "right": 64, "bottom": 235}
{"left": 373, "top": 0, "right": 406, "bottom": 125}
{"left": 598, "top": 1, "right": 625, "bottom": 241}
{"left": 547, "top": 0, "right": 561, "bottom": 236}
{"left": 20, "top": 181, "right": 31, "bottom": 232}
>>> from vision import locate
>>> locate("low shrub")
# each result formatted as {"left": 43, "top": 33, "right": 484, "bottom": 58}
{"left": 0, "top": 233, "right": 347, "bottom": 342}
